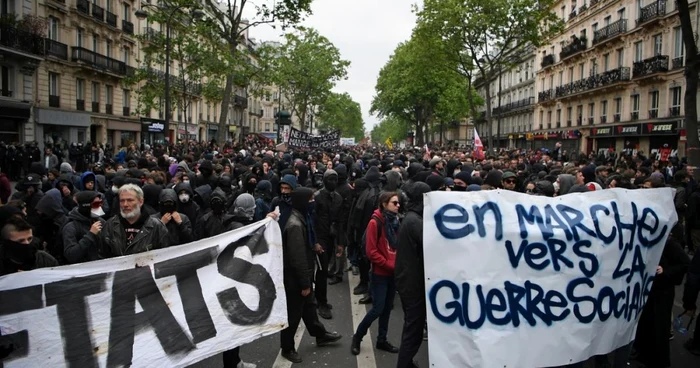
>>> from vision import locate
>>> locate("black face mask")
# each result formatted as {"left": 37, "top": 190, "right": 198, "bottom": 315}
{"left": 281, "top": 193, "right": 292, "bottom": 204}
{"left": 246, "top": 181, "right": 257, "bottom": 192}
{"left": 2, "top": 239, "right": 37, "bottom": 266}
{"left": 324, "top": 176, "right": 338, "bottom": 192}
{"left": 211, "top": 200, "right": 225, "bottom": 215}
{"left": 452, "top": 185, "right": 467, "bottom": 192}
{"left": 160, "top": 201, "right": 176, "bottom": 215}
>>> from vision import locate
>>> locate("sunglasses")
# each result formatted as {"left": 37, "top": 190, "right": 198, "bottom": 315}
{"left": 91, "top": 200, "right": 103, "bottom": 209}
{"left": 504, "top": 179, "right": 516, "bottom": 184}
{"left": 390, "top": 201, "right": 400, "bottom": 206}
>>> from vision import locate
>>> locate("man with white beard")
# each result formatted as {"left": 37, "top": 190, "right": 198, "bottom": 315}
{"left": 100, "top": 183, "right": 169, "bottom": 257}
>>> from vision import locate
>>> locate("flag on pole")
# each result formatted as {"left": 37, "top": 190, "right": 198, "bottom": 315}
{"left": 473, "top": 128, "right": 485, "bottom": 160}
{"left": 385, "top": 137, "right": 393, "bottom": 150}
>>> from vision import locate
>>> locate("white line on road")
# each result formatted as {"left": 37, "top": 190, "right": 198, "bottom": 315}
{"left": 271, "top": 321, "right": 306, "bottom": 368}
{"left": 348, "top": 265, "right": 378, "bottom": 368}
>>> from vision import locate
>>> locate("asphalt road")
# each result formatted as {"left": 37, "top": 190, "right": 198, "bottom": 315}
{"left": 188, "top": 267, "right": 700, "bottom": 368}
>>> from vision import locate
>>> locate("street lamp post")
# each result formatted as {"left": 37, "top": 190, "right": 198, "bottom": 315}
{"left": 135, "top": 4, "right": 203, "bottom": 146}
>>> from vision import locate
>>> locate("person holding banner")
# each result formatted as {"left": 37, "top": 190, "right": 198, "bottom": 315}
{"left": 351, "top": 191, "right": 401, "bottom": 356}
{"left": 280, "top": 187, "right": 342, "bottom": 363}
{"left": 0, "top": 216, "right": 57, "bottom": 275}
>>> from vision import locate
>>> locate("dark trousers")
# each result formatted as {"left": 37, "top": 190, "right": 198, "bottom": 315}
{"left": 396, "top": 295, "right": 426, "bottom": 368}
{"left": 355, "top": 273, "right": 395, "bottom": 342}
{"left": 222, "top": 347, "right": 241, "bottom": 368}
{"left": 314, "top": 249, "right": 330, "bottom": 306}
{"left": 634, "top": 288, "right": 675, "bottom": 368}
{"left": 358, "top": 257, "right": 370, "bottom": 287}
{"left": 281, "top": 280, "right": 327, "bottom": 351}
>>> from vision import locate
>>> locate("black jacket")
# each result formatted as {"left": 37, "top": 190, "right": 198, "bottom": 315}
{"left": 63, "top": 207, "right": 105, "bottom": 263}
{"left": 687, "top": 187, "right": 700, "bottom": 229}
{"left": 283, "top": 207, "right": 314, "bottom": 290}
{"left": 313, "top": 188, "right": 344, "bottom": 249}
{"left": 152, "top": 189, "right": 194, "bottom": 247}
{"left": 100, "top": 211, "right": 170, "bottom": 257}
{"left": 335, "top": 181, "right": 354, "bottom": 246}
{"left": 395, "top": 182, "right": 431, "bottom": 299}
{"left": 175, "top": 182, "right": 201, "bottom": 227}
{"left": 195, "top": 188, "right": 242, "bottom": 239}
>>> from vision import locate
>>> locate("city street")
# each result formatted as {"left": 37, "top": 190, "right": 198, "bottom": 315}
{"left": 190, "top": 267, "right": 700, "bottom": 368}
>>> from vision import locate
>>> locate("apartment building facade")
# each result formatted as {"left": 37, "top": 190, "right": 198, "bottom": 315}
{"left": 472, "top": 45, "right": 537, "bottom": 149}
{"left": 535, "top": 0, "right": 695, "bottom": 157}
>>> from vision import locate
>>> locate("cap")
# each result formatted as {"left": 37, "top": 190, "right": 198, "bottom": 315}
{"left": 502, "top": 171, "right": 517, "bottom": 180}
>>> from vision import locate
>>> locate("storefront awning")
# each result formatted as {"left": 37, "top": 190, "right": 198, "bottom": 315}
{"left": 0, "top": 99, "right": 30, "bottom": 120}
{"left": 36, "top": 108, "right": 91, "bottom": 127}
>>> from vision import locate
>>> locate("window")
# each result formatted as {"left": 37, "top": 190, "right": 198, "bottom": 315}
{"left": 558, "top": 70, "right": 564, "bottom": 86}
{"left": 547, "top": 111, "right": 552, "bottom": 128}
{"left": 579, "top": 63, "right": 585, "bottom": 79}
{"left": 592, "top": 23, "right": 598, "bottom": 35}
{"left": 568, "top": 67, "right": 574, "bottom": 83}
{"left": 123, "top": 47, "right": 129, "bottom": 65}
{"left": 92, "top": 82, "right": 100, "bottom": 102}
{"left": 588, "top": 103, "right": 595, "bottom": 124}
{"left": 123, "top": 3, "right": 130, "bottom": 21}
{"left": 265, "top": 123, "right": 270, "bottom": 132}
{"left": 618, "top": 8, "right": 625, "bottom": 19}
{"left": 670, "top": 87, "right": 681, "bottom": 116}
{"left": 92, "top": 33, "right": 98, "bottom": 52}
{"left": 265, "top": 93, "right": 270, "bottom": 102}
{"left": 631, "top": 94, "right": 640, "bottom": 119}
{"left": 603, "top": 53, "right": 610, "bottom": 72}
{"left": 649, "top": 91, "right": 659, "bottom": 118}
{"left": 48, "top": 17, "right": 59, "bottom": 41}
{"left": 106, "top": 85, "right": 113, "bottom": 105}
{"left": 539, "top": 110, "right": 544, "bottom": 128}
{"left": 577, "top": 105, "right": 583, "bottom": 125}
{"left": 636, "top": 0, "right": 643, "bottom": 17}
{"left": 273, "top": 107, "right": 278, "bottom": 116}
{"left": 674, "top": 27, "right": 684, "bottom": 59}
{"left": 49, "top": 72, "right": 59, "bottom": 96}
{"left": 561, "top": 5, "right": 566, "bottom": 20}
{"left": 549, "top": 75, "right": 554, "bottom": 89}
{"left": 616, "top": 48, "right": 624, "bottom": 68}
{"left": 123, "top": 89, "right": 130, "bottom": 107}
{"left": 105, "top": 39, "right": 112, "bottom": 58}
{"left": 601, "top": 100, "right": 608, "bottom": 121}
{"left": 604, "top": 16, "right": 611, "bottom": 26}
{"left": 76, "top": 78, "right": 84, "bottom": 100}
{"left": 590, "top": 58, "right": 598, "bottom": 75}
{"left": 1, "top": 66, "right": 13, "bottom": 95}
{"left": 566, "top": 107, "right": 572, "bottom": 127}
{"left": 541, "top": 78, "right": 545, "bottom": 91}
{"left": 653, "top": 34, "right": 662, "bottom": 56}
{"left": 556, "top": 109, "right": 562, "bottom": 127}
{"left": 77, "top": 28, "right": 84, "bottom": 47}
{"left": 634, "top": 41, "right": 643, "bottom": 62}
{"left": 614, "top": 98, "right": 622, "bottom": 121}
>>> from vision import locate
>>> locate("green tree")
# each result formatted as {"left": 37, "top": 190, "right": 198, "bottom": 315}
{"left": 197, "top": 0, "right": 313, "bottom": 143}
{"left": 259, "top": 27, "right": 350, "bottom": 132}
{"left": 417, "top": 0, "right": 563, "bottom": 148}
{"left": 370, "top": 116, "right": 409, "bottom": 145}
{"left": 315, "top": 92, "right": 364, "bottom": 141}
{"left": 676, "top": 0, "right": 699, "bottom": 177}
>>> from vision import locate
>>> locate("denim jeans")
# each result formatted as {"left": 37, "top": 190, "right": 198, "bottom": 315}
{"left": 355, "top": 273, "right": 395, "bottom": 342}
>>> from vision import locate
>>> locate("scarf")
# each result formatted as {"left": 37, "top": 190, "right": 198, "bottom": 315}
{"left": 383, "top": 209, "right": 399, "bottom": 249}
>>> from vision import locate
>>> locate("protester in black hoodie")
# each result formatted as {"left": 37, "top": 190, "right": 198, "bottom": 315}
{"left": 395, "top": 182, "right": 431, "bottom": 368}
{"left": 154, "top": 189, "right": 193, "bottom": 246}
{"left": 280, "top": 187, "right": 342, "bottom": 363}
{"left": 63, "top": 191, "right": 106, "bottom": 264}
{"left": 1, "top": 216, "right": 58, "bottom": 276}
{"left": 195, "top": 187, "right": 237, "bottom": 240}
{"left": 330, "top": 164, "right": 354, "bottom": 281}
{"left": 175, "top": 182, "right": 200, "bottom": 228}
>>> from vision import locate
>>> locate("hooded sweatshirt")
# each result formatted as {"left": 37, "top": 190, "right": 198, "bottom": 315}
{"left": 557, "top": 174, "right": 576, "bottom": 196}
{"left": 153, "top": 188, "right": 193, "bottom": 246}
{"left": 395, "top": 182, "right": 431, "bottom": 299}
{"left": 175, "top": 182, "right": 200, "bottom": 226}
{"left": 273, "top": 174, "right": 298, "bottom": 230}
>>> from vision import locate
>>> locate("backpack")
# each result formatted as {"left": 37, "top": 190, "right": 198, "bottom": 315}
{"left": 360, "top": 214, "right": 382, "bottom": 259}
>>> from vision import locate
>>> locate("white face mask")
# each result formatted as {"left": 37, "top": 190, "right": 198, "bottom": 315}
{"left": 183, "top": 179, "right": 190, "bottom": 184}
{"left": 179, "top": 194, "right": 190, "bottom": 203}
{"left": 112, "top": 186, "right": 118, "bottom": 193}
{"left": 453, "top": 169, "right": 461, "bottom": 175}
{"left": 91, "top": 207, "right": 105, "bottom": 217}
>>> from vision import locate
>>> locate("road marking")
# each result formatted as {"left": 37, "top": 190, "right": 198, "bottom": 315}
{"left": 271, "top": 321, "right": 306, "bottom": 368}
{"left": 348, "top": 264, "right": 378, "bottom": 368}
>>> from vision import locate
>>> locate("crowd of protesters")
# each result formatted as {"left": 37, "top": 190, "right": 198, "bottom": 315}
{"left": 0, "top": 137, "right": 699, "bottom": 368}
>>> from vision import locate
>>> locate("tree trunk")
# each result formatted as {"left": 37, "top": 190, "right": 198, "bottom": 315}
{"left": 678, "top": 0, "right": 700, "bottom": 178}
{"left": 482, "top": 75, "right": 493, "bottom": 150}
{"left": 217, "top": 40, "right": 239, "bottom": 144}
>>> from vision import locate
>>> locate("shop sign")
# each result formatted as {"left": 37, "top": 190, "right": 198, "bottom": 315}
{"left": 642, "top": 121, "right": 678, "bottom": 135}
{"left": 147, "top": 122, "right": 164, "bottom": 132}
{"left": 616, "top": 124, "right": 641, "bottom": 136}
{"left": 590, "top": 127, "right": 613, "bottom": 136}
{"left": 561, "top": 130, "right": 581, "bottom": 140}
{"left": 534, "top": 132, "right": 559, "bottom": 140}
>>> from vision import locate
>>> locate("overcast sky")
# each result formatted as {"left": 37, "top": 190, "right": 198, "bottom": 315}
{"left": 246, "top": 0, "right": 417, "bottom": 133}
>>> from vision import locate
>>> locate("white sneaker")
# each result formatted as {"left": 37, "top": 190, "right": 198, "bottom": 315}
{"left": 237, "top": 362, "right": 257, "bottom": 368}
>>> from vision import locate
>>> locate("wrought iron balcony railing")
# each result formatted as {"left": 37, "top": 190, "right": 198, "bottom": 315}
{"left": 538, "top": 89, "right": 554, "bottom": 103}
{"left": 76, "top": 99, "right": 85, "bottom": 111}
{"left": 555, "top": 67, "right": 631, "bottom": 99}
{"left": 670, "top": 106, "right": 681, "bottom": 117}
{"left": 588, "top": 117, "right": 594, "bottom": 125}
{"left": 123, "top": 106, "right": 130, "bottom": 116}
{"left": 632, "top": 55, "right": 669, "bottom": 78}
{"left": 541, "top": 54, "right": 555, "bottom": 68}
{"left": 614, "top": 113, "right": 621, "bottom": 122}
{"left": 631, "top": 111, "right": 639, "bottom": 120}
{"left": 649, "top": 109, "right": 659, "bottom": 118}
{"left": 600, "top": 115, "right": 607, "bottom": 123}
{"left": 593, "top": 19, "right": 627, "bottom": 45}
{"left": 106, "top": 104, "right": 113, "bottom": 114}
{"left": 92, "top": 101, "right": 100, "bottom": 112}
{"left": 76, "top": 0, "right": 89, "bottom": 15}
{"left": 49, "top": 95, "right": 60, "bottom": 107}
{"left": 122, "top": 20, "right": 134, "bottom": 34}
{"left": 72, "top": 47, "right": 127, "bottom": 75}
{"left": 560, "top": 37, "right": 587, "bottom": 60}
{"left": 234, "top": 95, "right": 248, "bottom": 108}
{"left": 0, "top": 25, "right": 45, "bottom": 56}
{"left": 672, "top": 56, "right": 684, "bottom": 70}
{"left": 106, "top": 10, "right": 117, "bottom": 27}
{"left": 45, "top": 38, "right": 67, "bottom": 59}
{"left": 91, "top": 3, "right": 104, "bottom": 22}
{"left": 492, "top": 97, "right": 535, "bottom": 115}
{"left": 1, "top": 89, "right": 13, "bottom": 97}
{"left": 144, "top": 67, "right": 202, "bottom": 95}
{"left": 637, "top": 0, "right": 667, "bottom": 27}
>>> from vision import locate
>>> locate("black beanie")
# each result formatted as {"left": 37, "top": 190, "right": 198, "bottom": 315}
{"left": 76, "top": 191, "right": 99, "bottom": 218}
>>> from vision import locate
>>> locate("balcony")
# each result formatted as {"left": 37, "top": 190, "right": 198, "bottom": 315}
{"left": 123, "top": 106, "right": 130, "bottom": 116}
{"left": 1, "top": 89, "right": 12, "bottom": 97}
{"left": 600, "top": 115, "right": 607, "bottom": 123}
{"left": 637, "top": 0, "right": 667, "bottom": 27}
{"left": 632, "top": 55, "right": 668, "bottom": 79}
{"left": 145, "top": 67, "right": 201, "bottom": 95}
{"left": 143, "top": 27, "right": 161, "bottom": 42}
{"left": 106, "top": 10, "right": 117, "bottom": 27}
{"left": 672, "top": 56, "right": 684, "bottom": 70}
{"left": 541, "top": 54, "right": 555, "bottom": 68}
{"left": 92, "top": 101, "right": 99, "bottom": 112}
{"left": 45, "top": 39, "right": 67, "bottom": 59}
{"left": 76, "top": 0, "right": 89, "bottom": 15}
{"left": 91, "top": 3, "right": 104, "bottom": 22}
{"left": 593, "top": 19, "right": 627, "bottom": 46}
{"left": 614, "top": 113, "right": 621, "bottom": 122}
{"left": 0, "top": 25, "right": 45, "bottom": 56}
{"left": 670, "top": 106, "right": 681, "bottom": 117}
{"left": 566, "top": 120, "right": 572, "bottom": 127}
{"left": 569, "top": 9, "right": 577, "bottom": 21}
{"left": 122, "top": 20, "right": 134, "bottom": 35}
{"left": 106, "top": 104, "right": 113, "bottom": 114}
{"left": 590, "top": 0, "right": 599, "bottom": 6}
{"left": 49, "top": 95, "right": 60, "bottom": 107}
{"left": 649, "top": 109, "right": 659, "bottom": 118}
{"left": 560, "top": 36, "right": 587, "bottom": 60}
{"left": 76, "top": 99, "right": 85, "bottom": 111}
{"left": 72, "top": 47, "right": 127, "bottom": 75}
{"left": 234, "top": 95, "right": 248, "bottom": 108}
{"left": 492, "top": 97, "right": 535, "bottom": 115}
{"left": 577, "top": 116, "right": 583, "bottom": 126}
{"left": 631, "top": 111, "right": 639, "bottom": 120}
{"left": 556, "top": 121, "right": 562, "bottom": 128}
{"left": 555, "top": 67, "right": 631, "bottom": 99}
{"left": 538, "top": 89, "right": 554, "bottom": 103}
{"left": 588, "top": 117, "right": 594, "bottom": 125}
{"left": 579, "top": 3, "right": 588, "bottom": 12}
